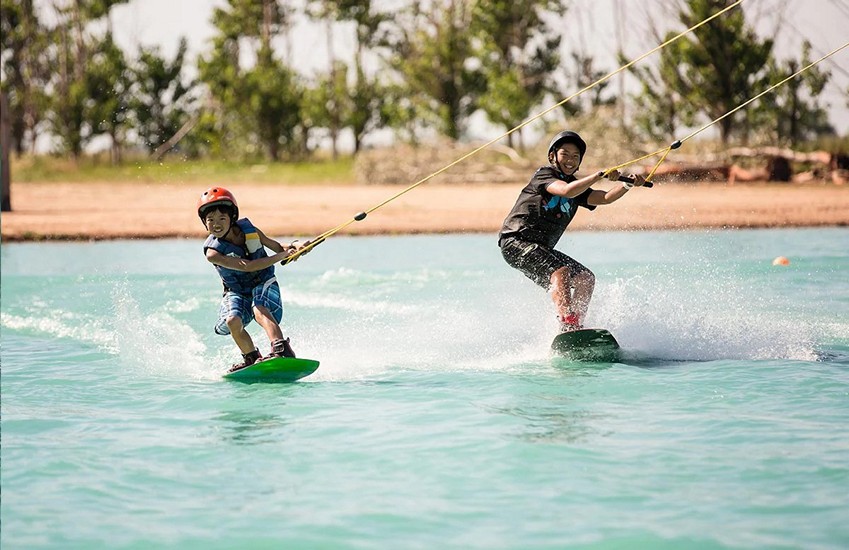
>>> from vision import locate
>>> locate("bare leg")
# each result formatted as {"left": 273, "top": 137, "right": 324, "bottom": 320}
{"left": 570, "top": 270, "right": 595, "bottom": 321}
{"left": 550, "top": 267, "right": 572, "bottom": 319}
{"left": 227, "top": 316, "right": 257, "bottom": 354}
{"left": 551, "top": 267, "right": 595, "bottom": 326}
{"left": 254, "top": 305, "right": 284, "bottom": 343}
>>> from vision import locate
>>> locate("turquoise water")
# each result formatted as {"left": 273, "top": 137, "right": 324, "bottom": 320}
{"left": 2, "top": 228, "right": 848, "bottom": 549}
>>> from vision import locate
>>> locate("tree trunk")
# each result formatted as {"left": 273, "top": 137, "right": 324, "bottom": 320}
{"left": 326, "top": 17, "right": 339, "bottom": 160}
{"left": 1, "top": 91, "right": 12, "bottom": 212}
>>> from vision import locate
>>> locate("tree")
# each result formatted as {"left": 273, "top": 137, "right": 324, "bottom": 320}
{"left": 346, "top": 62, "right": 384, "bottom": 153}
{"left": 569, "top": 52, "right": 616, "bottom": 112}
{"left": 645, "top": 0, "right": 773, "bottom": 144}
{"left": 302, "top": 60, "right": 348, "bottom": 157}
{"left": 128, "top": 38, "right": 196, "bottom": 155}
{"left": 198, "top": 0, "right": 303, "bottom": 160}
{"left": 1, "top": 91, "right": 11, "bottom": 211}
{"left": 380, "top": 0, "right": 483, "bottom": 140}
{"left": 49, "top": 5, "right": 89, "bottom": 158}
{"left": 1, "top": 0, "right": 52, "bottom": 155}
{"left": 243, "top": 47, "right": 303, "bottom": 160}
{"left": 85, "top": 32, "right": 129, "bottom": 163}
{"left": 624, "top": 49, "right": 697, "bottom": 142}
{"left": 760, "top": 42, "right": 833, "bottom": 146}
{"left": 472, "top": 0, "right": 564, "bottom": 149}
{"left": 42, "top": 0, "right": 129, "bottom": 158}
{"left": 313, "top": 0, "right": 388, "bottom": 153}
{"left": 304, "top": 0, "right": 344, "bottom": 158}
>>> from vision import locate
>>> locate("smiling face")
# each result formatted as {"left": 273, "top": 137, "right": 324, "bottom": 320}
{"left": 550, "top": 142, "right": 582, "bottom": 175}
{"left": 203, "top": 207, "right": 233, "bottom": 238}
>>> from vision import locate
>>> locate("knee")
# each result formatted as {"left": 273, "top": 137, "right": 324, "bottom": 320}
{"left": 550, "top": 267, "right": 570, "bottom": 288}
{"left": 226, "top": 316, "right": 243, "bottom": 332}
{"left": 575, "top": 269, "right": 595, "bottom": 288}
{"left": 253, "top": 305, "right": 272, "bottom": 321}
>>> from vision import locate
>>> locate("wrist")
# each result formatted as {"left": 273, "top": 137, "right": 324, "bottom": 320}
{"left": 621, "top": 180, "right": 634, "bottom": 190}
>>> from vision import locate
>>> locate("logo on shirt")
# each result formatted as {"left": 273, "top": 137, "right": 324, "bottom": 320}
{"left": 543, "top": 195, "right": 572, "bottom": 213}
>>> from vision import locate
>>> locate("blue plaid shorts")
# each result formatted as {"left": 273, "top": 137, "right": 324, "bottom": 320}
{"left": 214, "top": 278, "right": 283, "bottom": 335}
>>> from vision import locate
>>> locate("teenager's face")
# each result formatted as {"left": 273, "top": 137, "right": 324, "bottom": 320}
{"left": 204, "top": 208, "right": 232, "bottom": 238}
{"left": 551, "top": 143, "right": 582, "bottom": 174}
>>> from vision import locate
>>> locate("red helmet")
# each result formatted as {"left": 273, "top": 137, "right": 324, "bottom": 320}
{"left": 197, "top": 187, "right": 238, "bottom": 223}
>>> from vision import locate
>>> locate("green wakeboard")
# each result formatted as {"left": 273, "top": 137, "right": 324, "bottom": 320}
{"left": 551, "top": 328, "right": 620, "bottom": 362}
{"left": 223, "top": 356, "right": 319, "bottom": 383}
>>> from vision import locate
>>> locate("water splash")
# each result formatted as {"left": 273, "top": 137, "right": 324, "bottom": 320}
{"left": 110, "top": 282, "right": 213, "bottom": 379}
{"left": 0, "top": 310, "right": 115, "bottom": 349}
{"left": 592, "top": 269, "right": 819, "bottom": 362}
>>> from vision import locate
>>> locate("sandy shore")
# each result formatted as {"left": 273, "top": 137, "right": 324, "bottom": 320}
{"left": 2, "top": 180, "right": 847, "bottom": 241}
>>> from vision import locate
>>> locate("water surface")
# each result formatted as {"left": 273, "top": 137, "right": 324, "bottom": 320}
{"left": 2, "top": 228, "right": 848, "bottom": 549}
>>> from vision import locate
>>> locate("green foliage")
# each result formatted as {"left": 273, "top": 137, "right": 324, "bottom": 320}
{"left": 210, "top": 0, "right": 292, "bottom": 46}
{"left": 85, "top": 32, "right": 130, "bottom": 162}
{"left": 306, "top": 0, "right": 387, "bottom": 152}
{"left": 4, "top": 0, "right": 845, "bottom": 168}
{"left": 625, "top": 0, "right": 770, "bottom": 144}
{"left": 129, "top": 38, "right": 196, "bottom": 153}
{"left": 302, "top": 60, "right": 348, "bottom": 156}
{"left": 624, "top": 49, "right": 698, "bottom": 142}
{"left": 472, "top": 0, "right": 564, "bottom": 149}
{"left": 758, "top": 42, "right": 834, "bottom": 146}
{"left": 11, "top": 154, "right": 355, "bottom": 184}
{"left": 1, "top": 0, "right": 52, "bottom": 154}
{"left": 243, "top": 48, "right": 303, "bottom": 160}
{"left": 199, "top": 0, "right": 303, "bottom": 160}
{"left": 569, "top": 52, "right": 616, "bottom": 111}
{"left": 43, "top": 0, "right": 135, "bottom": 157}
{"left": 381, "top": 0, "right": 484, "bottom": 140}
{"left": 83, "top": 0, "right": 129, "bottom": 20}
{"left": 347, "top": 63, "right": 384, "bottom": 152}
{"left": 666, "top": 0, "right": 773, "bottom": 143}
{"left": 49, "top": 78, "right": 88, "bottom": 158}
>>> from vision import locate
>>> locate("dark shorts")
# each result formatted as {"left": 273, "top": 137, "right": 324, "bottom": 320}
{"left": 500, "top": 236, "right": 590, "bottom": 290}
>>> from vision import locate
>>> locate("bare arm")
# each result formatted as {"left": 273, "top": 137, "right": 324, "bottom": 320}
{"left": 587, "top": 173, "right": 646, "bottom": 206}
{"left": 205, "top": 248, "right": 289, "bottom": 272}
{"left": 257, "top": 228, "right": 287, "bottom": 254}
{"left": 257, "top": 227, "right": 313, "bottom": 264}
{"left": 546, "top": 171, "right": 606, "bottom": 198}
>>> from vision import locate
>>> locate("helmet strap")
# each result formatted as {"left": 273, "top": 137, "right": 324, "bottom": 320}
{"left": 220, "top": 219, "right": 235, "bottom": 241}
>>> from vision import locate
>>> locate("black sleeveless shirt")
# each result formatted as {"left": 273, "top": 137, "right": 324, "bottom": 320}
{"left": 498, "top": 166, "right": 596, "bottom": 248}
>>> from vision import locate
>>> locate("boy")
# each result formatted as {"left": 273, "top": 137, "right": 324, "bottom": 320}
{"left": 498, "top": 130, "right": 646, "bottom": 333}
{"left": 197, "top": 187, "right": 309, "bottom": 372}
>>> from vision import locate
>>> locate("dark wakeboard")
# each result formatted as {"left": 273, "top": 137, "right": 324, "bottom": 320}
{"left": 551, "top": 328, "right": 620, "bottom": 362}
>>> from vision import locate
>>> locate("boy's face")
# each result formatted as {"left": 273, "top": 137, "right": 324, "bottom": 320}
{"left": 550, "top": 143, "right": 582, "bottom": 174}
{"left": 204, "top": 208, "right": 232, "bottom": 238}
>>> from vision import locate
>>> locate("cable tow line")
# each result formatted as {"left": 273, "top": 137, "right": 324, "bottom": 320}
{"left": 602, "top": 41, "right": 849, "bottom": 184}
{"left": 284, "top": 0, "right": 748, "bottom": 262}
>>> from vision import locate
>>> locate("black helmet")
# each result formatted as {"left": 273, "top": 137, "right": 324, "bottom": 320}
{"left": 547, "top": 130, "right": 587, "bottom": 160}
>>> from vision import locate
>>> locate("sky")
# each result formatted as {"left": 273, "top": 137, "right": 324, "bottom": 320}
{"left": 38, "top": 0, "right": 849, "bottom": 150}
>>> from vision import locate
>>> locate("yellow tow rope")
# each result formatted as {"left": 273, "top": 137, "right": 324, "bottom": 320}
{"left": 604, "top": 41, "right": 849, "bottom": 182}
{"left": 287, "top": 0, "right": 749, "bottom": 261}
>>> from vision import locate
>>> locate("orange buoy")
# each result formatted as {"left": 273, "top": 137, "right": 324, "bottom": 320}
{"left": 772, "top": 256, "right": 790, "bottom": 266}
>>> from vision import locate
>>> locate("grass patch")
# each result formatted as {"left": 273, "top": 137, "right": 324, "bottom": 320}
{"left": 10, "top": 155, "right": 356, "bottom": 185}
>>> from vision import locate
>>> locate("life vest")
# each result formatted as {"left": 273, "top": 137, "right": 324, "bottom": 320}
{"left": 203, "top": 218, "right": 275, "bottom": 295}
{"left": 499, "top": 166, "right": 596, "bottom": 249}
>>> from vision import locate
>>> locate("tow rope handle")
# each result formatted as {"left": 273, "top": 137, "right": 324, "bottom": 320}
{"left": 604, "top": 140, "right": 682, "bottom": 188}
{"left": 617, "top": 175, "right": 654, "bottom": 188}
{"left": 279, "top": 237, "right": 325, "bottom": 266}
